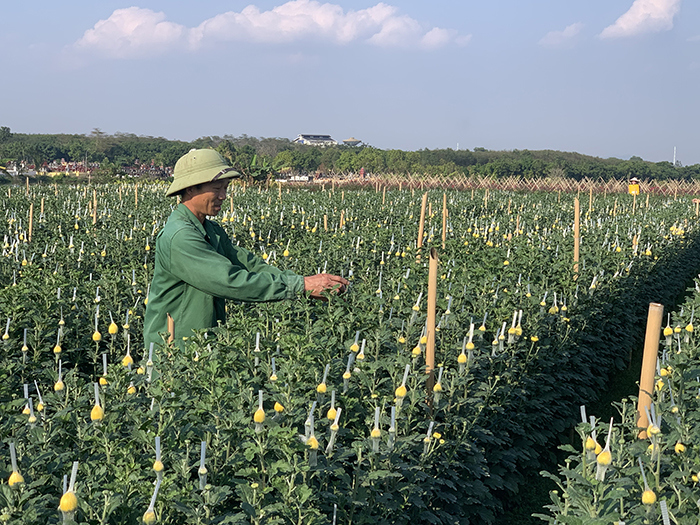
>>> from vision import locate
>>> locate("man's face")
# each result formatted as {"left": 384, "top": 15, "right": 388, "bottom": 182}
{"left": 187, "top": 180, "right": 230, "bottom": 217}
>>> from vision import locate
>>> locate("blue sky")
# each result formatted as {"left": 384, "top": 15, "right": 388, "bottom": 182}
{"left": 1, "top": 0, "right": 698, "bottom": 164}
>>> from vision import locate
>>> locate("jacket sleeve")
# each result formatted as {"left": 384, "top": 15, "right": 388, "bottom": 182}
{"left": 167, "top": 226, "right": 305, "bottom": 302}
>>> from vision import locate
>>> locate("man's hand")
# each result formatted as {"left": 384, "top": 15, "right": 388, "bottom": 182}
{"left": 304, "top": 273, "right": 349, "bottom": 300}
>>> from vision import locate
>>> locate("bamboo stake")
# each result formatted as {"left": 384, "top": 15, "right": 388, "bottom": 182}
{"left": 573, "top": 198, "right": 580, "bottom": 277}
{"left": 28, "top": 203, "right": 34, "bottom": 243}
{"left": 416, "top": 192, "right": 428, "bottom": 260}
{"left": 441, "top": 193, "right": 447, "bottom": 249}
{"left": 25, "top": 177, "right": 29, "bottom": 196}
{"left": 324, "top": 214, "right": 328, "bottom": 231}
{"left": 135, "top": 184, "right": 138, "bottom": 209}
{"left": 695, "top": 201, "right": 699, "bottom": 217}
{"left": 92, "top": 190, "right": 97, "bottom": 225}
{"left": 428, "top": 201, "right": 432, "bottom": 217}
{"left": 637, "top": 303, "right": 663, "bottom": 439}
{"left": 339, "top": 210, "right": 345, "bottom": 229}
{"left": 119, "top": 186, "right": 122, "bottom": 201}
{"left": 426, "top": 248, "right": 438, "bottom": 396}
{"left": 588, "top": 186, "right": 593, "bottom": 213}
{"left": 632, "top": 193, "right": 636, "bottom": 215}
{"left": 382, "top": 185, "right": 386, "bottom": 205}
{"left": 167, "top": 313, "right": 174, "bottom": 344}
{"left": 646, "top": 193, "right": 649, "bottom": 208}
{"left": 40, "top": 197, "right": 44, "bottom": 217}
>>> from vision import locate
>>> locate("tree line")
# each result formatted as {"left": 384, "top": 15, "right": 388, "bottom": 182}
{"left": 1, "top": 126, "right": 698, "bottom": 181}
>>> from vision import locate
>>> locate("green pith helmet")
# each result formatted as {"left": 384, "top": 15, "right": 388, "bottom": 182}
{"left": 166, "top": 149, "right": 240, "bottom": 197}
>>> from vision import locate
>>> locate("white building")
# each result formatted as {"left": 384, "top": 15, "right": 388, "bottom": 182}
{"left": 293, "top": 134, "right": 338, "bottom": 147}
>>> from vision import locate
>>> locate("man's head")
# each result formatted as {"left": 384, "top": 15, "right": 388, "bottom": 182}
{"left": 182, "top": 179, "right": 230, "bottom": 220}
{"left": 166, "top": 149, "right": 240, "bottom": 197}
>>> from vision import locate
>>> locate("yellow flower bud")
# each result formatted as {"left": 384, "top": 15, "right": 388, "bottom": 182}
{"left": 59, "top": 491, "right": 78, "bottom": 512}
{"left": 122, "top": 354, "right": 134, "bottom": 367}
{"left": 596, "top": 450, "right": 612, "bottom": 466}
{"left": 307, "top": 436, "right": 319, "bottom": 449}
{"left": 8, "top": 471, "right": 24, "bottom": 486}
{"left": 92, "top": 331, "right": 102, "bottom": 342}
{"left": 370, "top": 428, "right": 381, "bottom": 438}
{"left": 395, "top": 385, "right": 407, "bottom": 398}
{"left": 91, "top": 405, "right": 104, "bottom": 421}
{"left": 108, "top": 322, "right": 118, "bottom": 335}
{"left": 274, "top": 402, "right": 284, "bottom": 413}
{"left": 54, "top": 380, "right": 65, "bottom": 391}
{"left": 153, "top": 460, "right": 164, "bottom": 472}
{"left": 316, "top": 383, "right": 327, "bottom": 394}
{"left": 641, "top": 489, "right": 656, "bottom": 505}
{"left": 675, "top": 442, "right": 686, "bottom": 454}
{"left": 143, "top": 510, "right": 156, "bottom": 524}
{"left": 647, "top": 424, "right": 660, "bottom": 436}
{"left": 254, "top": 408, "right": 265, "bottom": 424}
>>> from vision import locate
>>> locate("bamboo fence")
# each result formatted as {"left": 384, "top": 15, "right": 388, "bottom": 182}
{"left": 306, "top": 174, "right": 700, "bottom": 195}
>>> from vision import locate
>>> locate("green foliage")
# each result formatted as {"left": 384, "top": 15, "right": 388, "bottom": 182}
{"left": 539, "top": 274, "right": 700, "bottom": 523}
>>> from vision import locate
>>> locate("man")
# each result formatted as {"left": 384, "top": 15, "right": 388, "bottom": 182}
{"left": 144, "top": 148, "right": 348, "bottom": 348}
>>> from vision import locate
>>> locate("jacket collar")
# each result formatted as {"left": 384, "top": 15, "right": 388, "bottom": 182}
{"left": 176, "top": 203, "right": 207, "bottom": 238}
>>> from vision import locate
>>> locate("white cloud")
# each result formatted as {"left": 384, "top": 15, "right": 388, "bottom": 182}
{"left": 599, "top": 0, "right": 681, "bottom": 39}
{"left": 73, "top": 7, "right": 187, "bottom": 59}
{"left": 689, "top": 35, "right": 700, "bottom": 41}
{"left": 539, "top": 23, "right": 583, "bottom": 48}
{"left": 71, "top": 1, "right": 470, "bottom": 59}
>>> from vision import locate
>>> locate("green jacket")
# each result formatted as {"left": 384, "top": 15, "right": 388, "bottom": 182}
{"left": 143, "top": 204, "right": 304, "bottom": 349}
